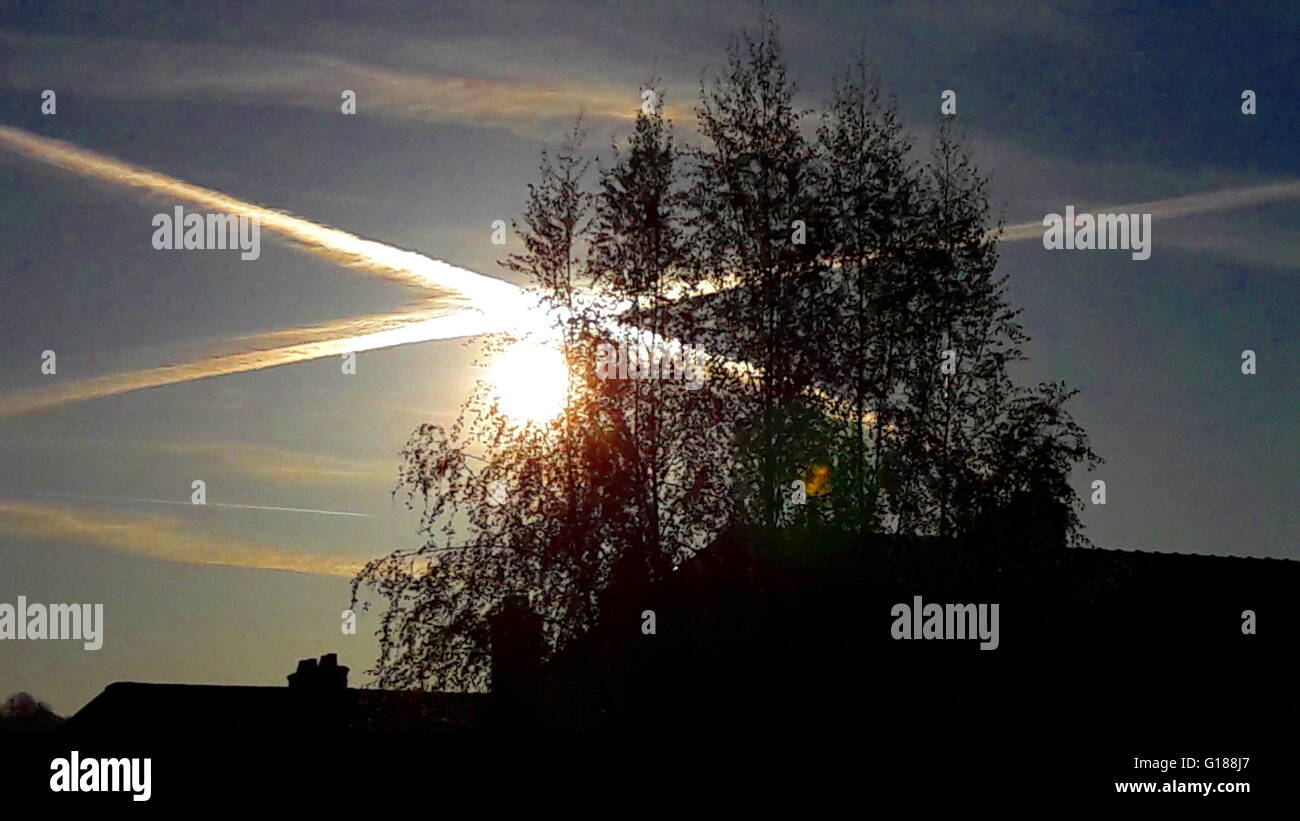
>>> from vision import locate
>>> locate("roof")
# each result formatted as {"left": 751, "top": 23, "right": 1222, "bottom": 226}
{"left": 66, "top": 682, "right": 488, "bottom": 733}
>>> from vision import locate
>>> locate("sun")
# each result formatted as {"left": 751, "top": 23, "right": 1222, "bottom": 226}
{"left": 486, "top": 340, "right": 568, "bottom": 424}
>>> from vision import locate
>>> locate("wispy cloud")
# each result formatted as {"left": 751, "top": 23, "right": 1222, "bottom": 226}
{"left": 0, "top": 500, "right": 363, "bottom": 577}
{"left": 147, "top": 443, "right": 394, "bottom": 486}
{"left": 0, "top": 32, "right": 691, "bottom": 138}
{"left": 0, "top": 437, "right": 395, "bottom": 487}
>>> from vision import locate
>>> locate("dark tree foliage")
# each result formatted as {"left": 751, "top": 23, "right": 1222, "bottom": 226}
{"left": 0, "top": 692, "right": 63, "bottom": 731}
{"left": 351, "top": 127, "right": 618, "bottom": 692}
{"left": 687, "top": 17, "right": 840, "bottom": 531}
{"left": 814, "top": 59, "right": 920, "bottom": 534}
{"left": 587, "top": 87, "right": 734, "bottom": 586}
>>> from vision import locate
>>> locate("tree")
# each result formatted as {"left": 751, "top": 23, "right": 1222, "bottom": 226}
{"left": 875, "top": 120, "right": 1101, "bottom": 543}
{"left": 352, "top": 15, "right": 1103, "bottom": 694}
{"left": 350, "top": 125, "right": 620, "bottom": 692}
{"left": 815, "top": 58, "right": 920, "bottom": 535}
{"left": 350, "top": 110, "right": 731, "bottom": 692}
{"left": 0, "top": 692, "right": 64, "bottom": 731}
{"left": 687, "top": 16, "right": 838, "bottom": 531}
{"left": 587, "top": 86, "right": 734, "bottom": 590}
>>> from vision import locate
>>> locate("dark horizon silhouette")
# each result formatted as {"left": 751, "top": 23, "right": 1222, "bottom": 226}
{"left": 15, "top": 515, "right": 1295, "bottom": 735}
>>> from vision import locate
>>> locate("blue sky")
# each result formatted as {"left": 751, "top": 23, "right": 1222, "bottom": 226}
{"left": 0, "top": 0, "right": 1295, "bottom": 714}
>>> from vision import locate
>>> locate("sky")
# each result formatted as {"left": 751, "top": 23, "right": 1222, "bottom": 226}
{"left": 0, "top": 0, "right": 1296, "bottom": 715}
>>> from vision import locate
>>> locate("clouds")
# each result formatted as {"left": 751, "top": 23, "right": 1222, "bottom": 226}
{"left": 148, "top": 442, "right": 392, "bottom": 487}
{"left": 0, "top": 31, "right": 693, "bottom": 140}
{"left": 0, "top": 436, "right": 395, "bottom": 488}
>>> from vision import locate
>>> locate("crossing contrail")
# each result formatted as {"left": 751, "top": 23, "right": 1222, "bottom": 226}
{"left": 1, "top": 122, "right": 1294, "bottom": 420}
{"left": 0, "top": 125, "right": 540, "bottom": 416}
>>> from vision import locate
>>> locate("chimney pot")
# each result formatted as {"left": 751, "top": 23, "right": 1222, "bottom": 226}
{"left": 288, "top": 655, "right": 348, "bottom": 689}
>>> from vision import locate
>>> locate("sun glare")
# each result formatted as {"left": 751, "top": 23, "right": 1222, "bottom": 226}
{"left": 486, "top": 341, "right": 568, "bottom": 424}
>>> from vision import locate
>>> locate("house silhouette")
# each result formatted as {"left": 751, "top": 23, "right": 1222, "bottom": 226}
{"left": 59, "top": 523, "right": 1298, "bottom": 734}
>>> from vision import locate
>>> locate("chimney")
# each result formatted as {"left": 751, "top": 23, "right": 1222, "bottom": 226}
{"left": 318, "top": 653, "right": 349, "bottom": 688}
{"left": 287, "top": 654, "right": 350, "bottom": 690}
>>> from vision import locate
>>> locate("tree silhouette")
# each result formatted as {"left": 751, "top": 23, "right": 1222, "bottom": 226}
{"left": 587, "top": 86, "right": 735, "bottom": 586}
{"left": 352, "top": 14, "right": 1101, "bottom": 694}
{"left": 687, "top": 17, "right": 839, "bottom": 531}
{"left": 350, "top": 126, "right": 618, "bottom": 692}
{"left": 351, "top": 116, "right": 731, "bottom": 692}
{"left": 815, "top": 58, "right": 919, "bottom": 534}
{"left": 0, "top": 692, "right": 64, "bottom": 731}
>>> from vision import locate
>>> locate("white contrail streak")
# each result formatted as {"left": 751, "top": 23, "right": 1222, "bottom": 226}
{"left": 994, "top": 180, "right": 1300, "bottom": 241}
{"left": 0, "top": 31, "right": 685, "bottom": 139}
{"left": 664, "top": 180, "right": 1300, "bottom": 300}
{"left": 0, "top": 124, "right": 540, "bottom": 416}
{"left": 0, "top": 125, "right": 528, "bottom": 309}
{"left": 2, "top": 122, "right": 1293, "bottom": 420}
{"left": 0, "top": 305, "right": 510, "bottom": 417}
{"left": 11, "top": 490, "right": 370, "bottom": 518}
{"left": 0, "top": 499, "right": 363, "bottom": 576}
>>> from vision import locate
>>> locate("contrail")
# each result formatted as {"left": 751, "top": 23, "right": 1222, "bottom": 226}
{"left": 0, "top": 499, "right": 363, "bottom": 577}
{"left": 0, "top": 125, "right": 528, "bottom": 309}
{"left": 0, "top": 304, "right": 510, "bottom": 417}
{"left": 0, "top": 125, "right": 544, "bottom": 417}
{"left": 993, "top": 180, "right": 1300, "bottom": 242}
{"left": 10, "top": 490, "right": 371, "bottom": 518}
{"left": 3, "top": 123, "right": 1292, "bottom": 421}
